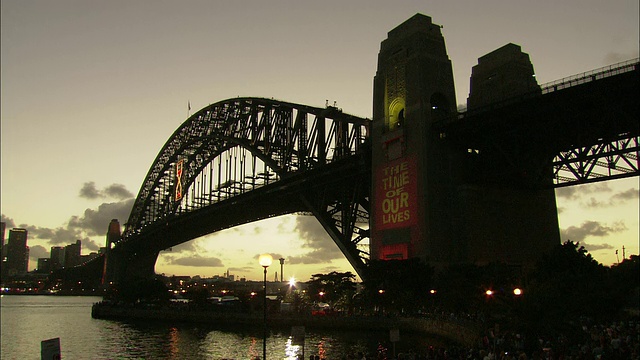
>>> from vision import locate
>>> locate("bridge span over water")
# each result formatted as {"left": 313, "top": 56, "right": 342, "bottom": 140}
{"left": 61, "top": 15, "right": 638, "bottom": 287}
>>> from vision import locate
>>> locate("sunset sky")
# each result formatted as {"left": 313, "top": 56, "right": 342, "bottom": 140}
{"left": 2, "top": 0, "right": 638, "bottom": 282}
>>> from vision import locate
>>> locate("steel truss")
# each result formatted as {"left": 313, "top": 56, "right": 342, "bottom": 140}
{"left": 553, "top": 135, "right": 639, "bottom": 187}
{"left": 120, "top": 98, "right": 371, "bottom": 274}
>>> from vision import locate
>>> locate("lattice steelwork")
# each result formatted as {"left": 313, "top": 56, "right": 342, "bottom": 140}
{"left": 119, "top": 97, "right": 371, "bottom": 273}
{"left": 553, "top": 136, "right": 639, "bottom": 187}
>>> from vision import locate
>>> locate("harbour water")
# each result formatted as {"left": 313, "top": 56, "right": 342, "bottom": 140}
{"left": 0, "top": 295, "right": 445, "bottom": 359}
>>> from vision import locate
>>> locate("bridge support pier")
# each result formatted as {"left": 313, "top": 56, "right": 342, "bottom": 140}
{"left": 105, "top": 247, "right": 160, "bottom": 287}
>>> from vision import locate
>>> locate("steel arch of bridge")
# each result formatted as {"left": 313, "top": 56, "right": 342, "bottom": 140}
{"left": 119, "top": 97, "right": 371, "bottom": 276}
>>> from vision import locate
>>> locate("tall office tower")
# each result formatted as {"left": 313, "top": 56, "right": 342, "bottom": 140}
{"left": 64, "top": 240, "right": 82, "bottom": 268}
{"left": 1, "top": 222, "right": 6, "bottom": 259}
{"left": 37, "top": 258, "right": 51, "bottom": 273}
{"left": 6, "top": 228, "right": 29, "bottom": 276}
{"left": 50, "top": 246, "right": 65, "bottom": 270}
{"left": 371, "top": 14, "right": 559, "bottom": 268}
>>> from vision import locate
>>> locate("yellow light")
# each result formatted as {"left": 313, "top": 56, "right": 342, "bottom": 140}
{"left": 513, "top": 288, "right": 523, "bottom": 296}
{"left": 259, "top": 254, "right": 273, "bottom": 267}
{"left": 430, "top": 289, "right": 436, "bottom": 294}
{"left": 485, "top": 290, "right": 493, "bottom": 296}
{"left": 378, "top": 289, "right": 385, "bottom": 294}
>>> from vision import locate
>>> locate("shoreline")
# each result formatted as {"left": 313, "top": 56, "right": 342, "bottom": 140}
{"left": 91, "top": 303, "right": 481, "bottom": 347}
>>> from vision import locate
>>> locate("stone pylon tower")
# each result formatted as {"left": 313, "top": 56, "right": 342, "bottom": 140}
{"left": 371, "top": 14, "right": 460, "bottom": 264}
{"left": 371, "top": 14, "right": 560, "bottom": 268}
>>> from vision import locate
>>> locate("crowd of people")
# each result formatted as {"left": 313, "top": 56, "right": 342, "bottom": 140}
{"left": 329, "top": 319, "right": 639, "bottom": 360}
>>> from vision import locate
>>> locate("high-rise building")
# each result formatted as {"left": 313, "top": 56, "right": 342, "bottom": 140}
{"left": 50, "top": 246, "right": 65, "bottom": 270}
{"left": 6, "top": 228, "right": 29, "bottom": 276}
{"left": 0, "top": 222, "right": 6, "bottom": 280}
{"left": 1, "top": 222, "right": 6, "bottom": 259}
{"left": 64, "top": 240, "right": 82, "bottom": 268}
{"left": 37, "top": 258, "right": 51, "bottom": 273}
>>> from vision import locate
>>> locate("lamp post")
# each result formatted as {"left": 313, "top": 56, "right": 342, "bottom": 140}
{"left": 259, "top": 254, "right": 272, "bottom": 360}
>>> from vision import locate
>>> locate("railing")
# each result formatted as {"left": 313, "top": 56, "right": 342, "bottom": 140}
{"left": 455, "top": 58, "right": 639, "bottom": 120}
{"left": 540, "top": 57, "right": 638, "bottom": 94}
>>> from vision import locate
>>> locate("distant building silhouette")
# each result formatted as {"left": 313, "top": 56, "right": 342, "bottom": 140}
{"left": 37, "top": 257, "right": 51, "bottom": 273}
{"left": 64, "top": 240, "right": 82, "bottom": 268}
{"left": 6, "top": 228, "right": 29, "bottom": 276}
{"left": 50, "top": 246, "right": 65, "bottom": 270}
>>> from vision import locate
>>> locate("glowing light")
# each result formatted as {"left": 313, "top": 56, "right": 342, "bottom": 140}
{"left": 378, "top": 289, "right": 385, "bottom": 294}
{"left": 513, "top": 288, "right": 523, "bottom": 296}
{"left": 259, "top": 254, "right": 273, "bottom": 267}
{"left": 288, "top": 277, "right": 296, "bottom": 287}
{"left": 485, "top": 290, "right": 493, "bottom": 296}
{"left": 430, "top": 289, "right": 436, "bottom": 294}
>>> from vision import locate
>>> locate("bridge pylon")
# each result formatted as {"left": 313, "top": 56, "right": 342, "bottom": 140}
{"left": 370, "top": 14, "right": 560, "bottom": 268}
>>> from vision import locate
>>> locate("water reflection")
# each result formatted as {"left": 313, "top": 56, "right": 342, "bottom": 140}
{"left": 2, "top": 296, "right": 446, "bottom": 359}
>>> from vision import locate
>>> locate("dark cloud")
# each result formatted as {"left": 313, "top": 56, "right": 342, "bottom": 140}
{"left": 164, "top": 255, "right": 224, "bottom": 267}
{"left": 584, "top": 187, "right": 639, "bottom": 208}
{"left": 583, "top": 243, "right": 615, "bottom": 252}
{"left": 79, "top": 182, "right": 134, "bottom": 200}
{"left": 68, "top": 199, "right": 134, "bottom": 236}
{"left": 555, "top": 183, "right": 611, "bottom": 200}
{"left": 228, "top": 266, "right": 254, "bottom": 273}
{"left": 21, "top": 225, "right": 88, "bottom": 245}
{"left": 611, "top": 188, "right": 640, "bottom": 202}
{"left": 560, "top": 220, "right": 627, "bottom": 242}
{"left": 103, "top": 184, "right": 134, "bottom": 200}
{"left": 1, "top": 214, "right": 16, "bottom": 228}
{"left": 165, "top": 241, "right": 198, "bottom": 253}
{"left": 83, "top": 238, "right": 101, "bottom": 252}
{"left": 79, "top": 182, "right": 101, "bottom": 199}
{"left": 291, "top": 216, "right": 344, "bottom": 263}
{"left": 29, "top": 245, "right": 49, "bottom": 260}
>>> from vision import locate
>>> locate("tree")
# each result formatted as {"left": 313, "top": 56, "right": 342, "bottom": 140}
{"left": 520, "top": 241, "right": 610, "bottom": 336}
{"left": 363, "top": 259, "right": 434, "bottom": 315}
{"left": 306, "top": 271, "right": 357, "bottom": 311}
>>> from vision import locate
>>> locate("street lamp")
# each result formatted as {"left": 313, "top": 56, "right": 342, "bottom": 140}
{"left": 259, "top": 254, "right": 272, "bottom": 360}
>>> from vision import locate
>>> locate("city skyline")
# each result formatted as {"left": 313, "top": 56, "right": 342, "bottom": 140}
{"left": 2, "top": 1, "right": 638, "bottom": 281}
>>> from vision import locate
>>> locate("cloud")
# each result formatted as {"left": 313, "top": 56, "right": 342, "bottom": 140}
{"left": 555, "top": 183, "right": 611, "bottom": 200}
{"left": 103, "top": 184, "right": 134, "bottom": 200}
{"left": 79, "top": 182, "right": 102, "bottom": 199}
{"left": 21, "top": 225, "right": 89, "bottom": 245}
{"left": 79, "top": 182, "right": 134, "bottom": 200}
{"left": 68, "top": 199, "right": 134, "bottom": 236}
{"left": 28, "top": 245, "right": 49, "bottom": 260}
{"left": 611, "top": 188, "right": 640, "bottom": 202}
{"left": 290, "top": 215, "right": 344, "bottom": 263}
{"left": 164, "top": 254, "right": 224, "bottom": 267}
{"left": 584, "top": 187, "right": 640, "bottom": 208}
{"left": 560, "top": 220, "right": 627, "bottom": 242}
{"left": 1, "top": 214, "right": 16, "bottom": 228}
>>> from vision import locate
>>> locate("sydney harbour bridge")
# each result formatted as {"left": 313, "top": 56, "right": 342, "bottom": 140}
{"left": 60, "top": 14, "right": 639, "bottom": 286}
